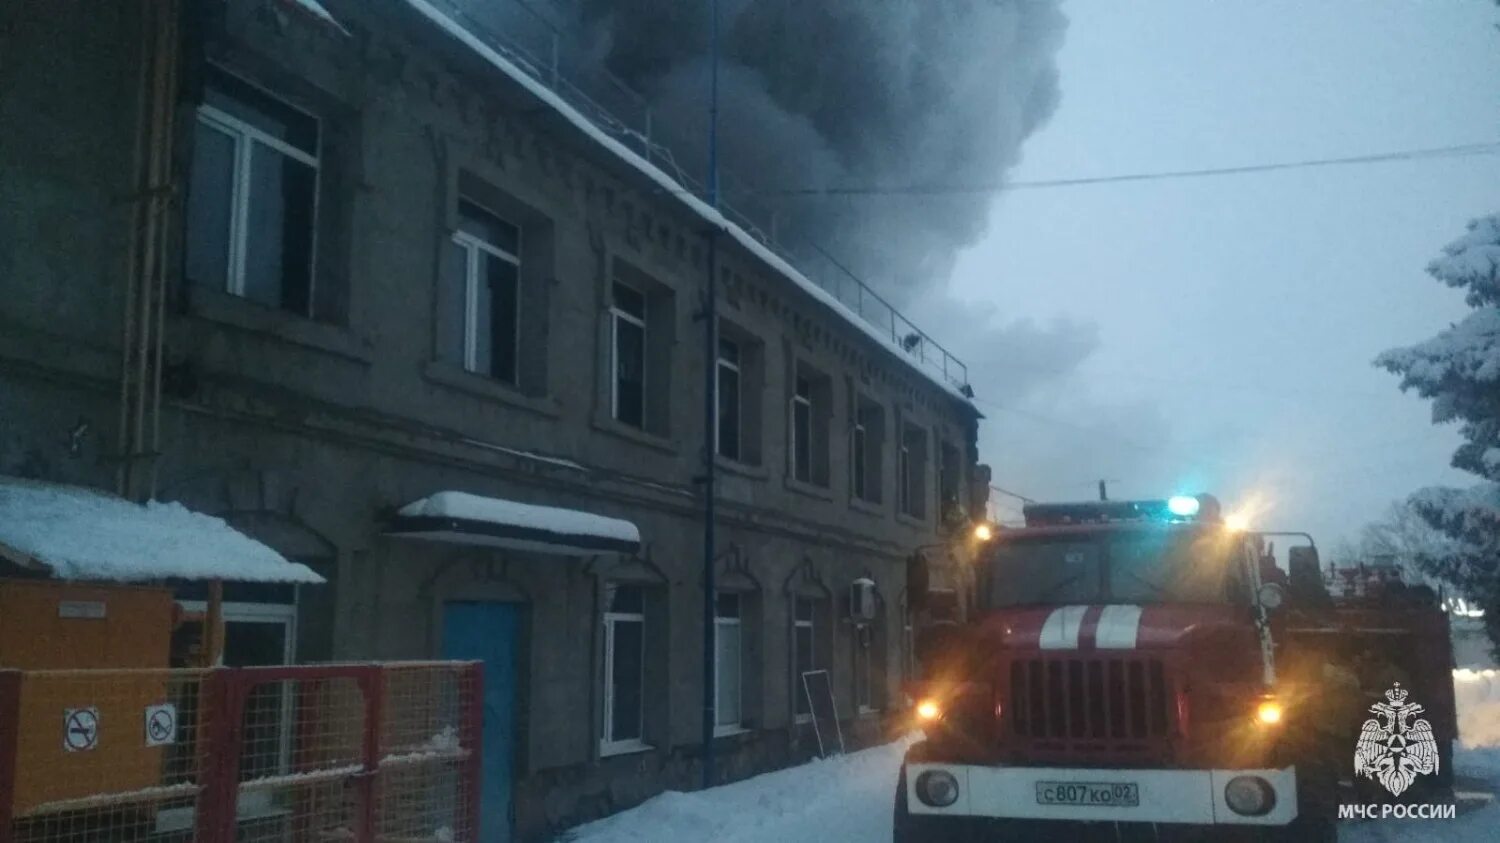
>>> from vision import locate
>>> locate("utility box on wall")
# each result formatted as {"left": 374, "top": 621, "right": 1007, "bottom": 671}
{"left": 0, "top": 578, "right": 176, "bottom": 814}
{"left": 0, "top": 579, "right": 174, "bottom": 670}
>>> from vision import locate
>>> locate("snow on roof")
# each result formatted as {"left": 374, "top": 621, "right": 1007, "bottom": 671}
{"left": 401, "top": 0, "right": 972, "bottom": 405}
{"left": 390, "top": 490, "right": 640, "bottom": 555}
{"left": 279, "top": 0, "right": 350, "bottom": 36}
{"left": 0, "top": 476, "right": 325, "bottom": 584}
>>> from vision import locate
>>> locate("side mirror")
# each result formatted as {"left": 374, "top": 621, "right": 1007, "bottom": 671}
{"left": 1256, "top": 582, "right": 1286, "bottom": 612}
{"left": 907, "top": 552, "right": 930, "bottom": 611}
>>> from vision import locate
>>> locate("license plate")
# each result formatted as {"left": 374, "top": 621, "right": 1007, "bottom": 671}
{"left": 1035, "top": 781, "right": 1140, "bottom": 807}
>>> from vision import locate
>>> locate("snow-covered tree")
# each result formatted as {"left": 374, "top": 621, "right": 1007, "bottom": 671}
{"left": 1350, "top": 500, "right": 1458, "bottom": 585}
{"left": 1376, "top": 212, "right": 1500, "bottom": 656}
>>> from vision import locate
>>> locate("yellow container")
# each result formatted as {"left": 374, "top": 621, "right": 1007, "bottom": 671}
{"left": 0, "top": 579, "right": 175, "bottom": 814}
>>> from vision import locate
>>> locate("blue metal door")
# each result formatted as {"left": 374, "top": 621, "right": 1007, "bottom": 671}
{"left": 443, "top": 601, "right": 520, "bottom": 842}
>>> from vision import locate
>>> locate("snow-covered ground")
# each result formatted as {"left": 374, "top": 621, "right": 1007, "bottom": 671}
{"left": 566, "top": 671, "right": 1500, "bottom": 842}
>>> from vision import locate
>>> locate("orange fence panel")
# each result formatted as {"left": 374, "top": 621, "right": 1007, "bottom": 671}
{"left": 0, "top": 662, "right": 482, "bottom": 843}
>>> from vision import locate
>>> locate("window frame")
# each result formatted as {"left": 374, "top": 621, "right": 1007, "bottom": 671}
{"left": 899, "top": 423, "right": 928, "bottom": 519}
{"left": 790, "top": 377, "right": 813, "bottom": 483}
{"left": 713, "top": 592, "right": 745, "bottom": 735}
{"left": 610, "top": 280, "right": 649, "bottom": 429}
{"left": 451, "top": 200, "right": 522, "bottom": 384}
{"left": 792, "top": 597, "right": 817, "bottom": 723}
{"left": 851, "top": 421, "right": 867, "bottom": 501}
{"left": 716, "top": 338, "right": 742, "bottom": 461}
{"left": 854, "top": 625, "right": 876, "bottom": 714}
{"left": 191, "top": 72, "right": 322, "bottom": 314}
{"left": 601, "top": 590, "right": 650, "bottom": 755}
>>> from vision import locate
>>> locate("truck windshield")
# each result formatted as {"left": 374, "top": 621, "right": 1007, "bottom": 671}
{"left": 984, "top": 529, "right": 1247, "bottom": 608}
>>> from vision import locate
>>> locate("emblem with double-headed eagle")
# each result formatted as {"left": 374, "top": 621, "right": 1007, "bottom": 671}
{"left": 1353, "top": 682, "right": 1439, "bottom": 796}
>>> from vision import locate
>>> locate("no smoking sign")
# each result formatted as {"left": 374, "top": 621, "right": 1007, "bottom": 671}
{"left": 144, "top": 703, "right": 177, "bottom": 747}
{"left": 63, "top": 707, "right": 99, "bottom": 752}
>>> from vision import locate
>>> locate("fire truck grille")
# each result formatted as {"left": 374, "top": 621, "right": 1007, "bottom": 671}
{"left": 1009, "top": 657, "right": 1171, "bottom": 741}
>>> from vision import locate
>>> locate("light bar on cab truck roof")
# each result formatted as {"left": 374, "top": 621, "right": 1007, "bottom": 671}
{"left": 1021, "top": 494, "right": 1223, "bottom": 527}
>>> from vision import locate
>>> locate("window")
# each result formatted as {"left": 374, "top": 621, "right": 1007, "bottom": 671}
{"left": 792, "top": 597, "right": 817, "bottom": 720}
{"left": 448, "top": 200, "right": 521, "bottom": 384}
{"left": 939, "top": 441, "right": 963, "bottom": 524}
{"left": 714, "top": 592, "right": 743, "bottom": 732}
{"left": 603, "top": 584, "right": 647, "bottom": 752}
{"left": 186, "top": 67, "right": 319, "bottom": 317}
{"left": 854, "top": 623, "right": 884, "bottom": 713}
{"left": 853, "top": 398, "right": 885, "bottom": 503}
{"left": 717, "top": 339, "right": 741, "bottom": 460}
{"left": 851, "top": 423, "right": 867, "bottom": 497}
{"left": 791, "top": 377, "right": 813, "bottom": 483}
{"left": 902, "top": 604, "right": 916, "bottom": 683}
{"left": 611, "top": 282, "right": 648, "bottom": 429}
{"left": 788, "top": 364, "right": 832, "bottom": 486}
{"left": 899, "top": 423, "right": 929, "bottom": 519}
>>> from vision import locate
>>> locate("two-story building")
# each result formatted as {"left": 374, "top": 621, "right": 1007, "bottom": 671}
{"left": 0, "top": 1, "right": 984, "bottom": 839}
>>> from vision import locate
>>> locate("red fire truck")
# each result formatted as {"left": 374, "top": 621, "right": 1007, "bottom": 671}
{"left": 894, "top": 494, "right": 1457, "bottom": 842}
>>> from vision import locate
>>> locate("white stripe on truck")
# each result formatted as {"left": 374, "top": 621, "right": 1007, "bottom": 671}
{"left": 1038, "top": 605, "right": 1089, "bottom": 649}
{"left": 1095, "top": 605, "right": 1143, "bottom": 649}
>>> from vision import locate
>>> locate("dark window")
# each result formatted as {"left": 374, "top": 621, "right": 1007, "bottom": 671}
{"left": 899, "top": 423, "right": 929, "bottom": 518}
{"left": 604, "top": 584, "right": 646, "bottom": 747}
{"left": 793, "top": 597, "right": 817, "bottom": 717}
{"left": 451, "top": 200, "right": 521, "bottom": 383}
{"left": 714, "top": 592, "right": 742, "bottom": 728}
{"left": 187, "top": 67, "right": 318, "bottom": 317}
{"left": 791, "top": 376, "right": 812, "bottom": 483}
{"left": 717, "top": 339, "right": 742, "bottom": 460}
{"left": 612, "top": 282, "right": 647, "bottom": 428}
{"left": 851, "top": 424, "right": 867, "bottom": 499}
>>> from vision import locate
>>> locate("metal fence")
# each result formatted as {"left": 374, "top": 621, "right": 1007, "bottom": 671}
{"left": 419, "top": 0, "right": 970, "bottom": 391}
{"left": 0, "top": 662, "right": 482, "bottom": 842}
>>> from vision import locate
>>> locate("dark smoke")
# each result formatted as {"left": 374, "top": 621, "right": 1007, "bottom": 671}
{"left": 464, "top": 0, "right": 1067, "bottom": 301}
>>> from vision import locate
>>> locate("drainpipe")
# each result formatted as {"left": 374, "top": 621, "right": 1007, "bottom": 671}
{"left": 116, "top": 0, "right": 181, "bottom": 501}
{"left": 700, "top": 0, "right": 721, "bottom": 791}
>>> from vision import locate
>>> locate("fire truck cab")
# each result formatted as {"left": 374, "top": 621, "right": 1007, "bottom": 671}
{"left": 894, "top": 495, "right": 1340, "bottom": 842}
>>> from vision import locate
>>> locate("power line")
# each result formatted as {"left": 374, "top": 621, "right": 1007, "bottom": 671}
{"left": 717, "top": 141, "right": 1500, "bottom": 198}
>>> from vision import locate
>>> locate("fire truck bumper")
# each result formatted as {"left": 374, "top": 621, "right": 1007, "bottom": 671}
{"left": 904, "top": 763, "right": 1299, "bottom": 826}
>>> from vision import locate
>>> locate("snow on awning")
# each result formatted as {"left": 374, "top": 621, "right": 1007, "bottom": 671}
{"left": 0, "top": 476, "right": 324, "bottom": 584}
{"left": 386, "top": 491, "right": 641, "bottom": 556}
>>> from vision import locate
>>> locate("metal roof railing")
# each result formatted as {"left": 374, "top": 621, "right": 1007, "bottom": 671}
{"left": 422, "top": 0, "right": 970, "bottom": 393}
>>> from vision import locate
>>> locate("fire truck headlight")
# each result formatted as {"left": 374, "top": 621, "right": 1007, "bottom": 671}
{"left": 1224, "top": 775, "right": 1276, "bottom": 816}
{"left": 915, "top": 770, "right": 960, "bottom": 808}
{"left": 1255, "top": 700, "right": 1283, "bottom": 726}
{"left": 916, "top": 699, "right": 942, "bottom": 722}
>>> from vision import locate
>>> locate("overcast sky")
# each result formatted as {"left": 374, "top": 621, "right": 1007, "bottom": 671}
{"left": 942, "top": 0, "right": 1500, "bottom": 544}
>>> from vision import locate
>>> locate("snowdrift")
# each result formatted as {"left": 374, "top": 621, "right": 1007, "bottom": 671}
{"left": 1455, "top": 668, "right": 1500, "bottom": 749}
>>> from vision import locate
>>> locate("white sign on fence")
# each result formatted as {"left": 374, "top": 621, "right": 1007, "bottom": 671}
{"left": 64, "top": 706, "right": 99, "bottom": 751}
{"left": 144, "top": 703, "right": 177, "bottom": 747}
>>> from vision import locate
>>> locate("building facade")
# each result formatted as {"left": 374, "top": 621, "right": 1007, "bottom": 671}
{"left": 0, "top": 1, "right": 983, "bottom": 838}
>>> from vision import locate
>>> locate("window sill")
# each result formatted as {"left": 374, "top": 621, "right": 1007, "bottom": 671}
{"left": 186, "top": 285, "right": 372, "bottom": 365}
{"left": 600, "top": 739, "right": 655, "bottom": 758}
{"left": 858, "top": 706, "right": 881, "bottom": 717}
{"left": 713, "top": 724, "right": 753, "bottom": 739}
{"left": 784, "top": 476, "right": 833, "bottom": 502}
{"left": 849, "top": 495, "right": 886, "bottom": 517}
{"left": 895, "top": 511, "right": 932, "bottom": 531}
{"left": 591, "top": 414, "right": 679, "bottom": 455}
{"left": 793, "top": 714, "right": 814, "bottom": 726}
{"left": 715, "top": 455, "right": 768, "bottom": 480}
{"left": 422, "top": 361, "right": 561, "bottom": 418}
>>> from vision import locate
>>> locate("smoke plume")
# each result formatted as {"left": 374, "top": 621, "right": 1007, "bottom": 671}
{"left": 464, "top": 0, "right": 1067, "bottom": 302}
